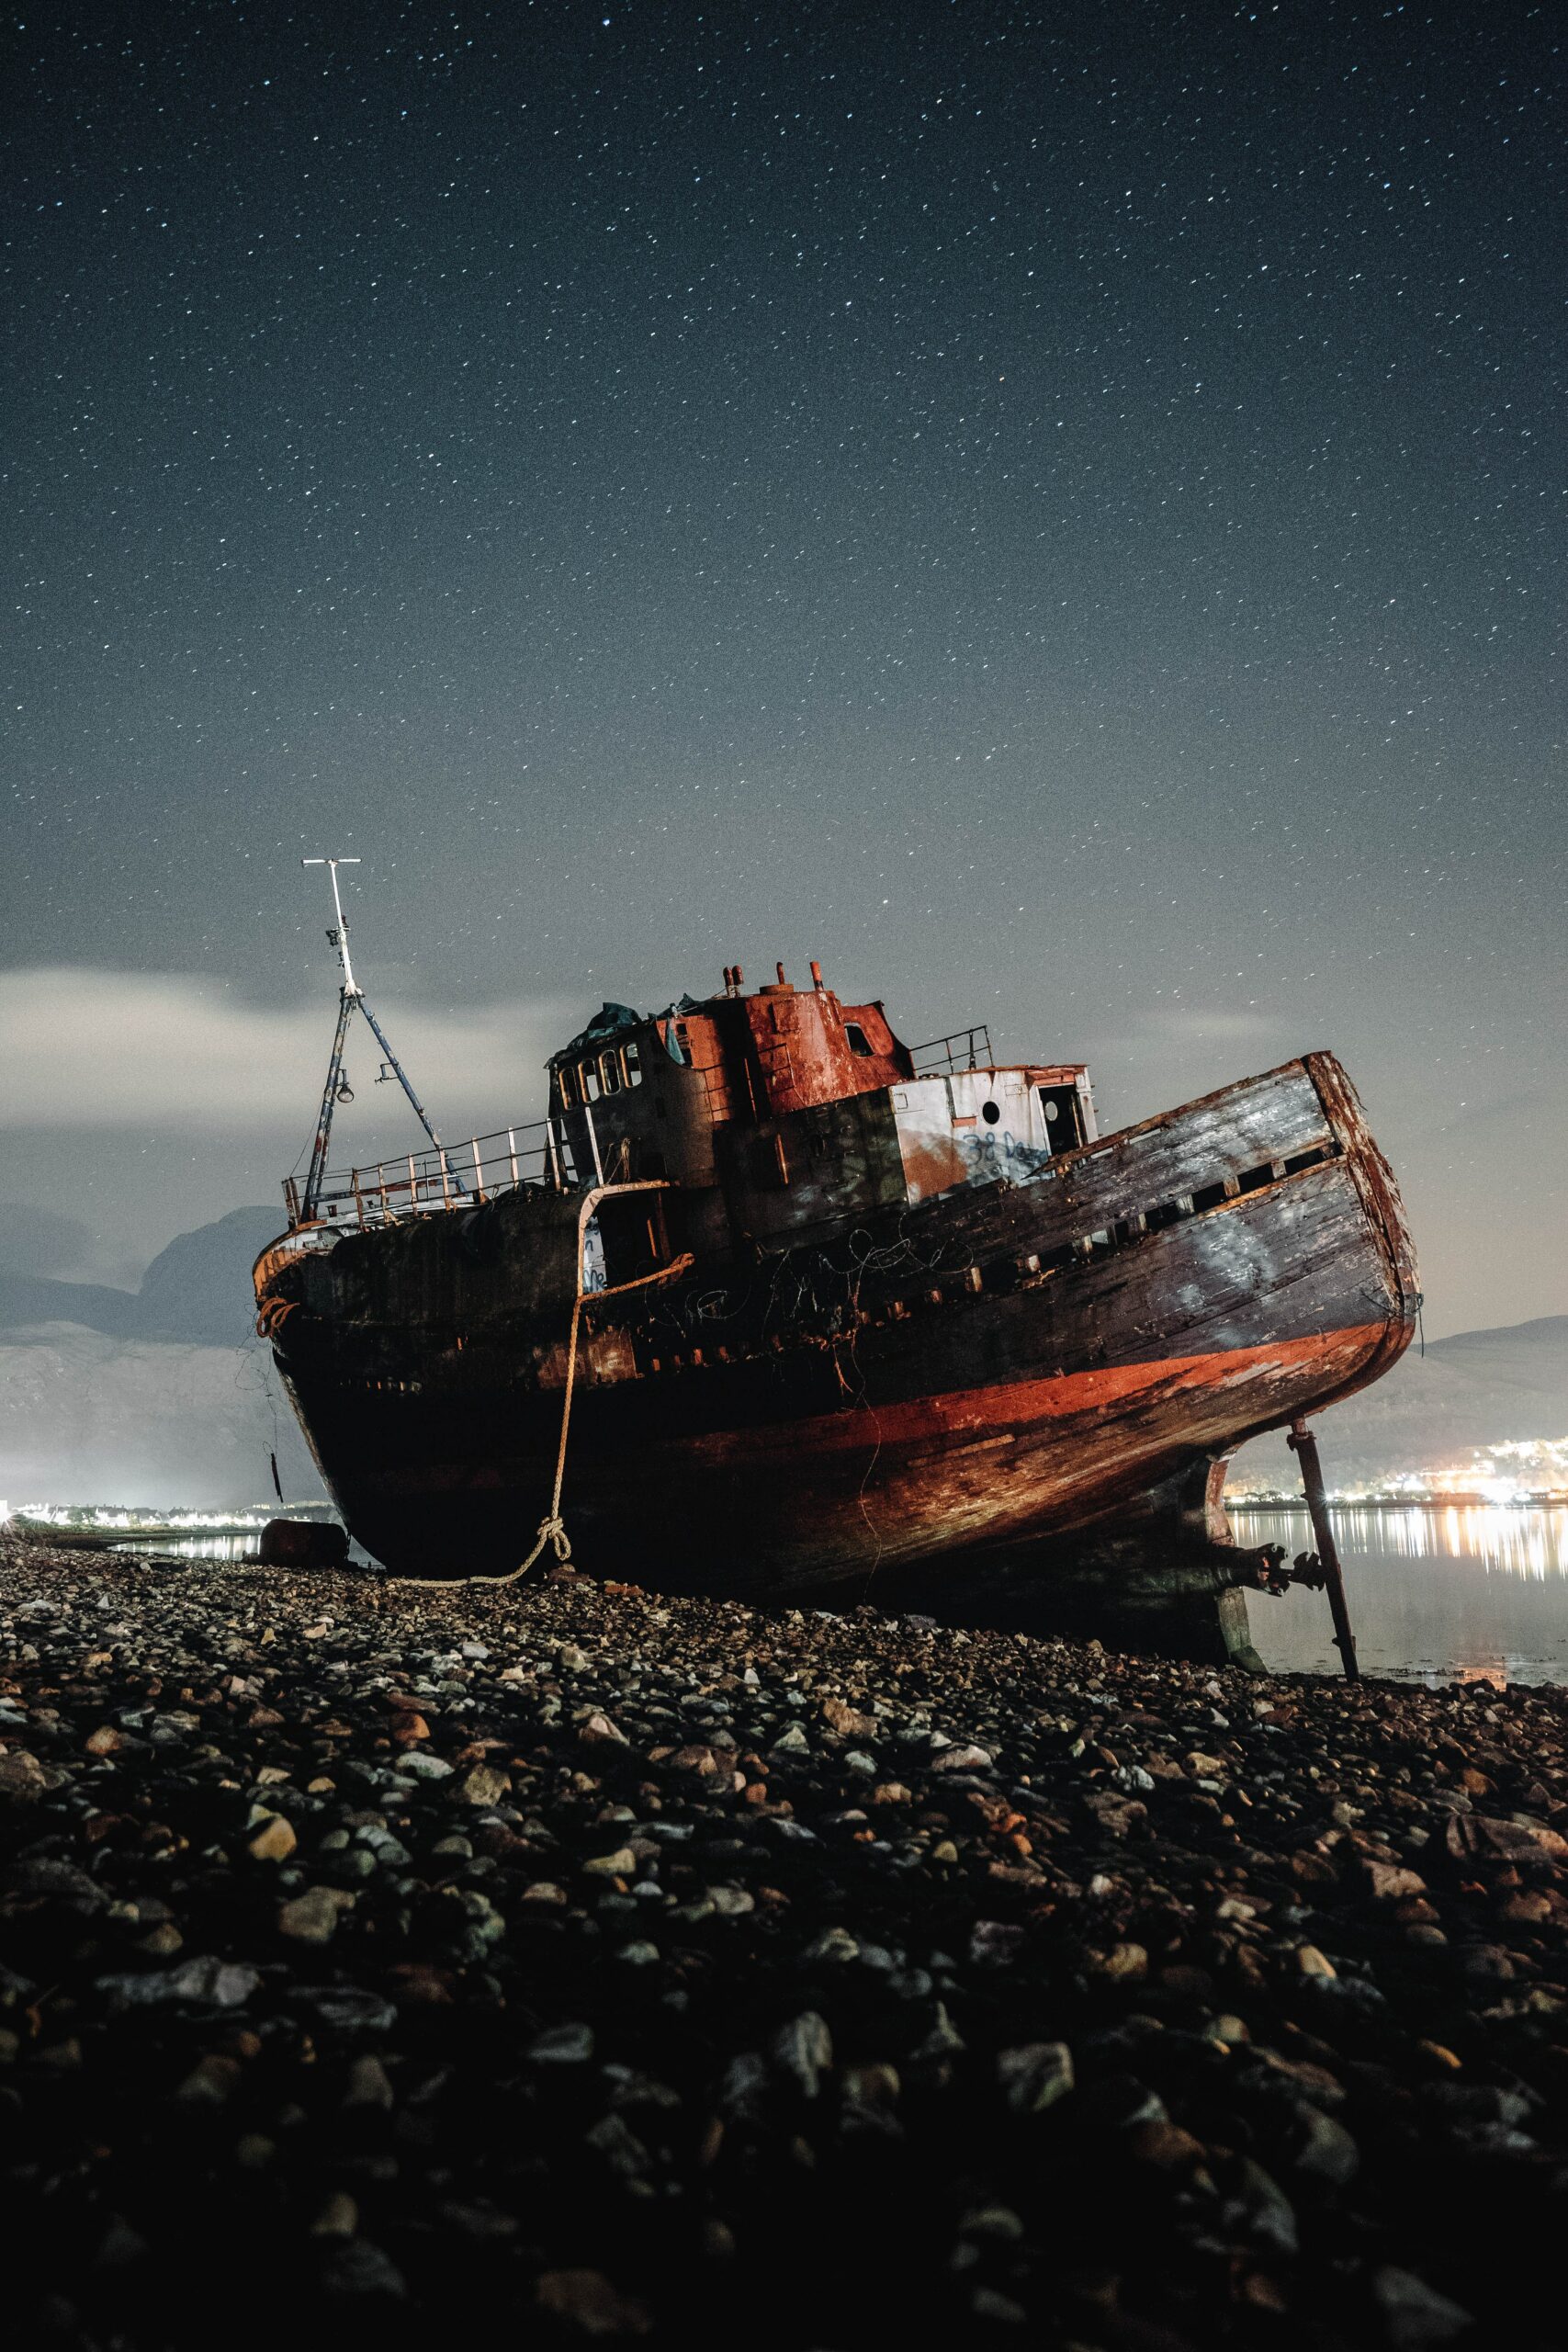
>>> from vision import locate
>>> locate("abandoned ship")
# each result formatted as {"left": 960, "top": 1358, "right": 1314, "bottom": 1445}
{"left": 254, "top": 947, "right": 1418, "bottom": 1665}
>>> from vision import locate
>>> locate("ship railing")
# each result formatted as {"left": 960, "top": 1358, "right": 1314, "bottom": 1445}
{"left": 282, "top": 1114, "right": 581, "bottom": 1235}
{"left": 909, "top": 1023, "right": 994, "bottom": 1075}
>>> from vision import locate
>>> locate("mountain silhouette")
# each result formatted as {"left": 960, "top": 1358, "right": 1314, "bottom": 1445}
{"left": 0, "top": 1207, "right": 281, "bottom": 1346}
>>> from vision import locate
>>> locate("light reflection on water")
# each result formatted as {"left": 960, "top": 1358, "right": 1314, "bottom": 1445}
{"left": 107, "top": 1532, "right": 262, "bottom": 1561}
{"left": 1230, "top": 1503, "right": 1568, "bottom": 1686}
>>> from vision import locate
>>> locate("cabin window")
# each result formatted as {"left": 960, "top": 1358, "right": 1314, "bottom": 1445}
{"left": 844, "top": 1023, "right": 874, "bottom": 1057}
{"left": 623, "top": 1038, "right": 643, "bottom": 1086}
{"left": 600, "top": 1048, "right": 622, "bottom": 1096}
{"left": 581, "top": 1061, "right": 602, "bottom": 1103}
{"left": 557, "top": 1064, "right": 578, "bottom": 1110}
{"left": 981, "top": 1100, "right": 1001, "bottom": 1125}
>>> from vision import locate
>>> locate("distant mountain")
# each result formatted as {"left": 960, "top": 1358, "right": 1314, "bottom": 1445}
{"left": 0, "top": 1207, "right": 281, "bottom": 1346}
{"left": 1229, "top": 1316, "right": 1568, "bottom": 1490}
{"left": 132, "top": 1207, "right": 284, "bottom": 1343}
{"left": 0, "top": 1275, "right": 141, "bottom": 1338}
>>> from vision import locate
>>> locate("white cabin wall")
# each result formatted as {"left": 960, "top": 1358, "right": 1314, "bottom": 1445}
{"left": 892, "top": 1071, "right": 1055, "bottom": 1207}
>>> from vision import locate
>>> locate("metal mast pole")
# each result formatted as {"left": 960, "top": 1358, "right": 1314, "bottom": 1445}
{"left": 304, "top": 854, "right": 363, "bottom": 996}
{"left": 299, "top": 857, "right": 363, "bottom": 1221}
{"left": 322, "top": 855, "right": 359, "bottom": 993}
{"left": 298, "top": 856, "right": 461, "bottom": 1219}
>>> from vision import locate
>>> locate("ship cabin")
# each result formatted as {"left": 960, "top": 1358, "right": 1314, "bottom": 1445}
{"left": 546, "top": 963, "right": 1096, "bottom": 1261}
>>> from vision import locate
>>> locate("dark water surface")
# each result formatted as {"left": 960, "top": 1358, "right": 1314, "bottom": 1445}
{"left": 1233, "top": 1503, "right": 1568, "bottom": 1686}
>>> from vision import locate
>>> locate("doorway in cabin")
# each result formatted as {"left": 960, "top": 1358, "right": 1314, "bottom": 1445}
{"left": 1038, "top": 1085, "right": 1087, "bottom": 1154}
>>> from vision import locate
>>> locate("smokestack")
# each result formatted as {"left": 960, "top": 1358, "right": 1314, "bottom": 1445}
{"left": 810, "top": 960, "right": 824, "bottom": 990}
{"left": 775, "top": 961, "right": 787, "bottom": 987}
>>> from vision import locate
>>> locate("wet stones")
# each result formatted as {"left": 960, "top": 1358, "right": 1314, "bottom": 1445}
{"left": 277, "top": 1885, "right": 355, "bottom": 1943}
{"left": 0, "top": 1749, "right": 57, "bottom": 1800}
{"left": 995, "top": 2040, "right": 1074, "bottom": 2113}
{"left": 246, "top": 1812, "right": 297, "bottom": 1863}
{"left": 772, "top": 2009, "right": 833, "bottom": 2098}
{"left": 536, "top": 2268, "right": 652, "bottom": 2337}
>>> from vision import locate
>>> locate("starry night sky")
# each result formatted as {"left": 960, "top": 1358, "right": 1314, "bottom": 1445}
{"left": 3, "top": 1, "right": 1563, "bottom": 1333}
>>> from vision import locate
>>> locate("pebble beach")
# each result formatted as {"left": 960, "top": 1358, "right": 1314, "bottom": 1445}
{"left": 5, "top": 1527, "right": 1568, "bottom": 2349}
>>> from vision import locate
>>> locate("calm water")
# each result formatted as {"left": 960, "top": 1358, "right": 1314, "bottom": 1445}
{"left": 104, "top": 1529, "right": 378, "bottom": 1567}
{"left": 1232, "top": 1504, "right": 1568, "bottom": 1686}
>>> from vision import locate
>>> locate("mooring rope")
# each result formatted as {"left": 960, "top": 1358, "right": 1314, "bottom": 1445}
{"left": 481, "top": 1291, "right": 586, "bottom": 1587}
{"left": 479, "top": 1236, "right": 693, "bottom": 1587}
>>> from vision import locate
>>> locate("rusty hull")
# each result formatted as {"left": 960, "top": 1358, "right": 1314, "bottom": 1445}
{"left": 258, "top": 1051, "right": 1418, "bottom": 1610}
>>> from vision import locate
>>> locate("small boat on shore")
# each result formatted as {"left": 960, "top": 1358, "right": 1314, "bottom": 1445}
{"left": 254, "top": 950, "right": 1418, "bottom": 1665}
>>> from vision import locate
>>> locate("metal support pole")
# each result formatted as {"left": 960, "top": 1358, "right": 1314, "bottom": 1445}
{"left": 582, "top": 1102, "right": 604, "bottom": 1187}
{"left": 302, "top": 987, "right": 355, "bottom": 1221}
{"left": 355, "top": 991, "right": 461, "bottom": 1184}
{"left": 1288, "top": 1416, "right": 1359, "bottom": 1680}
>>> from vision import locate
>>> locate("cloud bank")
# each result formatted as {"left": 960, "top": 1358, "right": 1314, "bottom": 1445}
{"left": 0, "top": 967, "right": 570, "bottom": 1132}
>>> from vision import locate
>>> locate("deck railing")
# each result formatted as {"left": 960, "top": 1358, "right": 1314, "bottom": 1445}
{"left": 283, "top": 1114, "right": 581, "bottom": 1235}
{"left": 909, "top": 1023, "right": 994, "bottom": 1075}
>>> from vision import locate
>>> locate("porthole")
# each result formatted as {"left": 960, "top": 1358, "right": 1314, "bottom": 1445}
{"left": 981, "top": 1100, "right": 1001, "bottom": 1125}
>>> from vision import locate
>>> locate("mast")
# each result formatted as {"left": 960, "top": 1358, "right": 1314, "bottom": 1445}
{"left": 299, "top": 856, "right": 457, "bottom": 1220}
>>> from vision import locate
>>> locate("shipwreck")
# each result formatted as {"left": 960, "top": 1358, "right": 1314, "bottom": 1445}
{"left": 254, "top": 872, "right": 1417, "bottom": 1667}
